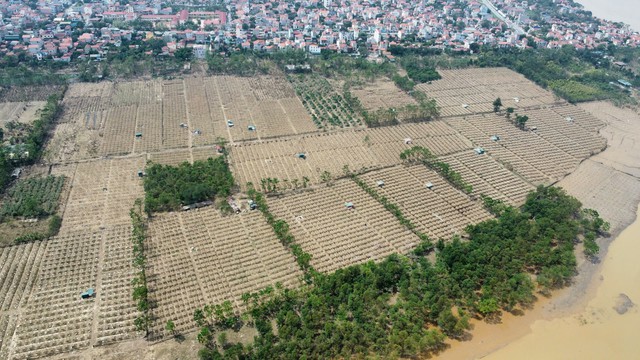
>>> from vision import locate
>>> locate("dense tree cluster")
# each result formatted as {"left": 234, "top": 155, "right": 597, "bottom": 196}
{"left": 197, "top": 186, "right": 607, "bottom": 359}
{"left": 143, "top": 157, "right": 234, "bottom": 213}
{"left": 400, "top": 56, "right": 442, "bottom": 83}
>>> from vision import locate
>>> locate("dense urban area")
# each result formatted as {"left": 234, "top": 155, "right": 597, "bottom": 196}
{"left": 0, "top": 0, "right": 639, "bottom": 359}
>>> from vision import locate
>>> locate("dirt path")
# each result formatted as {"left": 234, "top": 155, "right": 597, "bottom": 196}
{"left": 277, "top": 99, "right": 299, "bottom": 135}
{"left": 213, "top": 78, "right": 235, "bottom": 145}
{"left": 182, "top": 79, "right": 195, "bottom": 163}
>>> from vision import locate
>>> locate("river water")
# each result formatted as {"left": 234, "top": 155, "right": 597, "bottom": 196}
{"left": 577, "top": 0, "right": 640, "bottom": 31}
{"left": 485, "top": 204, "right": 640, "bottom": 359}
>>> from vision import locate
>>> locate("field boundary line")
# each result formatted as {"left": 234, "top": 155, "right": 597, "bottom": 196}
{"left": 182, "top": 79, "right": 195, "bottom": 164}
{"left": 277, "top": 99, "right": 299, "bottom": 135}
{"left": 213, "top": 77, "right": 234, "bottom": 145}
{"left": 178, "top": 213, "right": 210, "bottom": 306}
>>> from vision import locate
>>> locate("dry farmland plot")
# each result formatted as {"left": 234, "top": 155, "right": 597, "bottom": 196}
{"left": 161, "top": 81, "right": 189, "bottom": 149}
{"left": 523, "top": 107, "right": 606, "bottom": 158}
{"left": 268, "top": 180, "right": 420, "bottom": 273}
{"left": 184, "top": 77, "right": 217, "bottom": 147}
{"left": 445, "top": 114, "right": 582, "bottom": 184}
{"left": 110, "top": 81, "right": 162, "bottom": 106}
{"left": 557, "top": 160, "right": 640, "bottom": 231}
{"left": 351, "top": 78, "right": 418, "bottom": 111}
{"left": 134, "top": 102, "right": 164, "bottom": 153}
{"left": 203, "top": 76, "right": 318, "bottom": 142}
{"left": 8, "top": 225, "right": 137, "bottom": 359}
{"left": 0, "top": 101, "right": 46, "bottom": 130}
{"left": 146, "top": 209, "right": 302, "bottom": 338}
{"left": 416, "top": 68, "right": 561, "bottom": 117}
{"left": 440, "top": 151, "right": 535, "bottom": 205}
{"left": 359, "top": 165, "right": 492, "bottom": 240}
{"left": 148, "top": 149, "right": 193, "bottom": 166}
{"left": 60, "top": 157, "right": 145, "bottom": 233}
{"left": 229, "top": 121, "right": 472, "bottom": 189}
{"left": 0, "top": 241, "right": 47, "bottom": 359}
{"left": 100, "top": 105, "right": 138, "bottom": 156}
{"left": 555, "top": 103, "right": 607, "bottom": 133}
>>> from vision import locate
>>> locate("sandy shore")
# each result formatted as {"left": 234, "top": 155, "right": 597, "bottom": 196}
{"left": 486, "top": 204, "right": 640, "bottom": 359}
{"left": 437, "top": 102, "right": 640, "bottom": 359}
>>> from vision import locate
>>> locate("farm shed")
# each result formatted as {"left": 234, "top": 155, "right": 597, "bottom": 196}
{"left": 81, "top": 288, "right": 95, "bottom": 299}
{"left": 474, "top": 147, "right": 485, "bottom": 155}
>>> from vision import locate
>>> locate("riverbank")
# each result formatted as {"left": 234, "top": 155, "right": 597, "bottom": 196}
{"left": 486, "top": 203, "right": 640, "bottom": 359}
{"left": 577, "top": 0, "right": 640, "bottom": 31}
{"left": 437, "top": 102, "right": 640, "bottom": 359}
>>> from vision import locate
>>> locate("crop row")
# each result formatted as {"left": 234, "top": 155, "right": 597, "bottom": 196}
{"left": 146, "top": 209, "right": 302, "bottom": 339}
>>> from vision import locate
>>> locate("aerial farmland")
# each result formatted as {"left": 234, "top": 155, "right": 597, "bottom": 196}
{"left": 0, "top": 67, "right": 628, "bottom": 359}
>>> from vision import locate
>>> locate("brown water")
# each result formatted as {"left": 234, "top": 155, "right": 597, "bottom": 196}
{"left": 486, "top": 205, "right": 640, "bottom": 359}
{"left": 577, "top": 0, "right": 640, "bottom": 31}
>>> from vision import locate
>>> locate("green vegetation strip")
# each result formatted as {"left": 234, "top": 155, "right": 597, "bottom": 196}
{"left": 400, "top": 146, "right": 473, "bottom": 194}
{"left": 349, "top": 172, "right": 432, "bottom": 252}
{"left": 0, "top": 92, "right": 64, "bottom": 192}
{"left": 197, "top": 186, "right": 607, "bottom": 360}
{"left": 247, "top": 185, "right": 315, "bottom": 278}
{"left": 143, "top": 157, "right": 234, "bottom": 213}
{"left": 131, "top": 199, "right": 151, "bottom": 335}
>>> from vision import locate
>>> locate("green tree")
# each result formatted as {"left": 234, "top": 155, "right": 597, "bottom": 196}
{"left": 175, "top": 47, "right": 194, "bottom": 62}
{"left": 493, "top": 97, "right": 502, "bottom": 112}
{"left": 165, "top": 320, "right": 176, "bottom": 335}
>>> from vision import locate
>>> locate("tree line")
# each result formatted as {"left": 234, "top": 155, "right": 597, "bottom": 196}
{"left": 196, "top": 185, "right": 608, "bottom": 359}
{"left": 130, "top": 199, "right": 151, "bottom": 335}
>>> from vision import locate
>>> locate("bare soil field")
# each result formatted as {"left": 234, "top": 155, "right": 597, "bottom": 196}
{"left": 0, "top": 85, "right": 66, "bottom": 102}
{"left": 59, "top": 157, "right": 145, "bottom": 233}
{"left": 0, "top": 101, "right": 47, "bottom": 130}
{"left": 350, "top": 78, "right": 418, "bottom": 111}
{"left": 45, "top": 75, "right": 317, "bottom": 162}
{"left": 358, "top": 165, "right": 492, "bottom": 240}
{"left": 146, "top": 209, "right": 302, "bottom": 339}
{"left": 577, "top": 102, "right": 640, "bottom": 177}
{"left": 445, "top": 113, "right": 595, "bottom": 184}
{"left": 416, "top": 68, "right": 561, "bottom": 117}
{"left": 0, "top": 71, "right": 623, "bottom": 359}
{"left": 268, "top": 180, "right": 421, "bottom": 273}
{"left": 557, "top": 102, "right": 640, "bottom": 229}
{"left": 229, "top": 121, "right": 471, "bottom": 189}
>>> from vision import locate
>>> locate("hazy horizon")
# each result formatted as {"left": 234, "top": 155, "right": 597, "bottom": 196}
{"left": 577, "top": 0, "right": 640, "bottom": 31}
